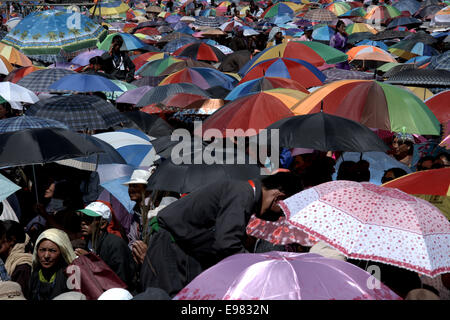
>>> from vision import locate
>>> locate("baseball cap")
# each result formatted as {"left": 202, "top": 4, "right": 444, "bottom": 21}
{"left": 122, "top": 169, "right": 152, "bottom": 185}
{"left": 78, "top": 201, "right": 112, "bottom": 222}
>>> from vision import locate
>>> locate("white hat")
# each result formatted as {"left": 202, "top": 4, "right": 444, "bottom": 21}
{"left": 122, "top": 169, "right": 152, "bottom": 185}
{"left": 98, "top": 288, "right": 133, "bottom": 300}
{"left": 53, "top": 291, "right": 87, "bottom": 300}
{"left": 78, "top": 201, "right": 112, "bottom": 222}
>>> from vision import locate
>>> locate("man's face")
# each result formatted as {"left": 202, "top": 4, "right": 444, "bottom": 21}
{"left": 259, "top": 188, "right": 287, "bottom": 221}
{"left": 128, "top": 184, "right": 147, "bottom": 202}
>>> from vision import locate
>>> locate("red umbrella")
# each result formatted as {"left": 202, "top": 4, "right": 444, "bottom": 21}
{"left": 141, "top": 104, "right": 164, "bottom": 114}
{"left": 162, "top": 93, "right": 209, "bottom": 108}
{"left": 424, "top": 90, "right": 450, "bottom": 124}
{"left": 196, "top": 89, "right": 308, "bottom": 137}
{"left": 132, "top": 52, "right": 166, "bottom": 70}
{"left": 4, "top": 66, "right": 43, "bottom": 83}
{"left": 239, "top": 58, "right": 325, "bottom": 88}
{"left": 134, "top": 27, "right": 160, "bottom": 36}
{"left": 173, "top": 42, "right": 226, "bottom": 62}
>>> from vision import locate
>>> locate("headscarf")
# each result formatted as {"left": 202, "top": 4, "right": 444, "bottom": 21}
{"left": 5, "top": 234, "right": 32, "bottom": 275}
{"left": 32, "top": 228, "right": 77, "bottom": 270}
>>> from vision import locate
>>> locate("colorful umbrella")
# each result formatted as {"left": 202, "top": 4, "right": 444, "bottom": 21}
{"left": 48, "top": 74, "right": 122, "bottom": 93}
{"left": 159, "top": 67, "right": 236, "bottom": 90}
{"left": 173, "top": 42, "right": 226, "bottom": 62}
{"left": 135, "top": 83, "right": 211, "bottom": 107}
{"left": 4, "top": 66, "right": 43, "bottom": 83}
{"left": 131, "top": 52, "right": 167, "bottom": 70}
{"left": 355, "top": 40, "right": 389, "bottom": 51}
{"left": 71, "top": 49, "right": 106, "bottom": 66}
{"left": 1, "top": 10, "right": 107, "bottom": 61}
{"left": 365, "top": 5, "right": 401, "bottom": 24}
{"left": 326, "top": 2, "right": 352, "bottom": 16}
{"left": 290, "top": 80, "right": 441, "bottom": 135}
{"left": 346, "top": 23, "right": 378, "bottom": 35}
{"left": 239, "top": 41, "right": 348, "bottom": 74}
{"left": 97, "top": 32, "right": 149, "bottom": 51}
{"left": 225, "top": 76, "right": 309, "bottom": 100}
{"left": 303, "top": 8, "right": 338, "bottom": 22}
{"left": 424, "top": 90, "right": 450, "bottom": 124}
{"left": 174, "top": 252, "right": 402, "bottom": 300}
{"left": 346, "top": 45, "right": 397, "bottom": 63}
{"left": 389, "top": 40, "right": 440, "bottom": 60}
{"left": 239, "top": 57, "right": 325, "bottom": 88}
{"left": 136, "top": 56, "right": 184, "bottom": 77}
{"left": 90, "top": 0, "right": 130, "bottom": 16}
{"left": 25, "top": 94, "right": 129, "bottom": 131}
{"left": 282, "top": 180, "right": 450, "bottom": 277}
{"left": 0, "top": 55, "right": 14, "bottom": 75}
{"left": 163, "top": 37, "right": 199, "bottom": 53}
{"left": 262, "top": 2, "right": 300, "bottom": 19}
{"left": 17, "top": 68, "right": 77, "bottom": 93}
{"left": 93, "top": 128, "right": 160, "bottom": 168}
{"left": 0, "top": 43, "right": 32, "bottom": 67}
{"left": 0, "top": 81, "right": 39, "bottom": 104}
{"left": 104, "top": 80, "right": 137, "bottom": 101}
{"left": 197, "top": 89, "right": 307, "bottom": 137}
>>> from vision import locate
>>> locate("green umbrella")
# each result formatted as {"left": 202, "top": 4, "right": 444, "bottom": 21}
{"left": 136, "top": 56, "right": 184, "bottom": 77}
{"left": 377, "top": 62, "right": 402, "bottom": 72}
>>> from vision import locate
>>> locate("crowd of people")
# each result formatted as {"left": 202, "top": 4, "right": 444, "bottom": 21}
{"left": 0, "top": 0, "right": 449, "bottom": 301}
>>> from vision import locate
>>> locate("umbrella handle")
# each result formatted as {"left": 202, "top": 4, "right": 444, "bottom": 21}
{"left": 32, "top": 164, "right": 39, "bottom": 203}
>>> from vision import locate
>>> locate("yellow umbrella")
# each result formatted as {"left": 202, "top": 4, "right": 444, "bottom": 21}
{"left": 0, "top": 43, "right": 32, "bottom": 67}
{"left": 90, "top": 1, "right": 130, "bottom": 16}
{"left": 402, "top": 86, "right": 434, "bottom": 101}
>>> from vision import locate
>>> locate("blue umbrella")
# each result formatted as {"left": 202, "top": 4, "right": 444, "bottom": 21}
{"left": 0, "top": 115, "right": 68, "bottom": 132}
{"left": 332, "top": 151, "right": 412, "bottom": 185}
{"left": 166, "top": 14, "right": 181, "bottom": 24}
{"left": 163, "top": 37, "right": 199, "bottom": 53}
{"left": 312, "top": 25, "right": 334, "bottom": 41}
{"left": 48, "top": 74, "right": 122, "bottom": 92}
{"left": 0, "top": 173, "right": 21, "bottom": 202}
{"left": 356, "top": 39, "right": 389, "bottom": 51}
{"left": 393, "top": 0, "right": 421, "bottom": 16}
{"left": 386, "top": 17, "right": 422, "bottom": 29}
{"left": 97, "top": 32, "right": 148, "bottom": 51}
{"left": 405, "top": 55, "right": 432, "bottom": 66}
{"left": 269, "top": 14, "right": 293, "bottom": 26}
{"left": 100, "top": 175, "right": 136, "bottom": 213}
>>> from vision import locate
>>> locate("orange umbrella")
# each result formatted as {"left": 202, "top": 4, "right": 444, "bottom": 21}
{"left": 4, "top": 66, "right": 44, "bottom": 83}
{"left": 346, "top": 45, "right": 397, "bottom": 63}
{"left": 0, "top": 55, "right": 14, "bottom": 75}
{"left": 0, "top": 44, "right": 33, "bottom": 67}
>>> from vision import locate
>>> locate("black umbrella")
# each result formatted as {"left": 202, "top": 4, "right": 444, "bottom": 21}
{"left": 265, "top": 112, "right": 389, "bottom": 152}
{"left": 347, "top": 32, "right": 374, "bottom": 44}
{"left": 382, "top": 64, "right": 418, "bottom": 78}
{"left": 414, "top": 4, "right": 445, "bottom": 18}
{"left": 146, "top": 148, "right": 263, "bottom": 193}
{"left": 205, "top": 86, "right": 231, "bottom": 99}
{"left": 131, "top": 76, "right": 166, "bottom": 87}
{"left": 404, "top": 31, "right": 437, "bottom": 45}
{"left": 135, "top": 83, "right": 211, "bottom": 107}
{"left": 0, "top": 127, "right": 104, "bottom": 167}
{"left": 385, "top": 69, "right": 450, "bottom": 87}
{"left": 150, "top": 135, "right": 209, "bottom": 159}
{"left": 122, "top": 111, "right": 173, "bottom": 138}
{"left": 370, "top": 30, "right": 410, "bottom": 41}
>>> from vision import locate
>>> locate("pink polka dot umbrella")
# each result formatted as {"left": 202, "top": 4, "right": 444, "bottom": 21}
{"left": 280, "top": 180, "right": 450, "bottom": 277}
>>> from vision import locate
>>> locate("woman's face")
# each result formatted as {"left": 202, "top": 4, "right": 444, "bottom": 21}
{"left": 337, "top": 23, "right": 345, "bottom": 34}
{"left": 37, "top": 239, "right": 61, "bottom": 269}
{"left": 44, "top": 182, "right": 55, "bottom": 199}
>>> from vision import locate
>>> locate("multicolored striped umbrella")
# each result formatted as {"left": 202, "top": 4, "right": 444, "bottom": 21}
{"left": 388, "top": 40, "right": 440, "bottom": 60}
{"left": 347, "top": 45, "right": 397, "bottom": 63}
{"left": 132, "top": 52, "right": 167, "bottom": 70}
{"left": 365, "top": 5, "right": 401, "bottom": 24}
{"left": 97, "top": 32, "right": 148, "bottom": 51}
{"left": 0, "top": 55, "right": 14, "bottom": 75}
{"left": 0, "top": 43, "right": 32, "bottom": 67}
{"left": 173, "top": 42, "right": 226, "bottom": 62}
{"left": 290, "top": 80, "right": 441, "bottom": 135}
{"left": 240, "top": 57, "right": 325, "bottom": 88}
{"left": 339, "top": 6, "right": 366, "bottom": 17}
{"left": 345, "top": 23, "right": 378, "bottom": 35}
{"left": 136, "top": 56, "right": 184, "bottom": 77}
{"left": 326, "top": 2, "right": 352, "bottom": 16}
{"left": 262, "top": 2, "right": 302, "bottom": 19}
{"left": 159, "top": 67, "right": 236, "bottom": 90}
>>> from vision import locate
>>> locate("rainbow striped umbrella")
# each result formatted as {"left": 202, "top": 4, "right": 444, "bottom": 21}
{"left": 346, "top": 23, "right": 378, "bottom": 35}
{"left": 326, "top": 2, "right": 352, "bottom": 16}
{"left": 347, "top": 45, "right": 396, "bottom": 63}
{"left": 0, "top": 43, "right": 32, "bottom": 67}
{"left": 159, "top": 67, "right": 236, "bottom": 90}
{"left": 365, "top": 5, "right": 401, "bottom": 24}
{"left": 340, "top": 6, "right": 366, "bottom": 17}
{"left": 388, "top": 41, "right": 440, "bottom": 60}
{"left": 262, "top": 2, "right": 303, "bottom": 18}
{"left": 136, "top": 56, "right": 184, "bottom": 77}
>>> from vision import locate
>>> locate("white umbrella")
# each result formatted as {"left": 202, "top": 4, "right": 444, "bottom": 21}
{"left": 0, "top": 82, "right": 39, "bottom": 104}
{"left": 242, "top": 27, "right": 259, "bottom": 36}
{"left": 5, "top": 17, "right": 21, "bottom": 32}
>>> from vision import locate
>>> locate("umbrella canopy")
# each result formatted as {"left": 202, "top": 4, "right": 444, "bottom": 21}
{"left": 424, "top": 90, "right": 450, "bottom": 124}
{"left": 370, "top": 29, "right": 410, "bottom": 41}
{"left": 348, "top": 32, "right": 374, "bottom": 44}
{"left": 173, "top": 42, "right": 226, "bottom": 62}
{"left": 93, "top": 128, "right": 159, "bottom": 168}
{"left": 431, "top": 5, "right": 450, "bottom": 26}
{"left": 0, "top": 172, "right": 21, "bottom": 202}
{"left": 385, "top": 68, "right": 450, "bottom": 87}
{"left": 303, "top": 8, "right": 338, "bottom": 22}
{"left": 0, "top": 55, "right": 14, "bottom": 75}
{"left": 282, "top": 180, "right": 450, "bottom": 277}
{"left": 386, "top": 16, "right": 422, "bottom": 29}
{"left": 197, "top": 89, "right": 307, "bottom": 137}
{"left": 90, "top": 0, "right": 130, "bottom": 16}
{"left": 158, "top": 59, "right": 215, "bottom": 77}
{"left": 383, "top": 167, "right": 450, "bottom": 197}
{"left": 146, "top": 150, "right": 262, "bottom": 194}
{"left": 365, "top": 5, "right": 401, "bottom": 24}
{"left": 116, "top": 85, "right": 153, "bottom": 105}
{"left": 262, "top": 2, "right": 299, "bottom": 19}
{"left": 311, "top": 25, "right": 335, "bottom": 41}
{"left": 48, "top": 74, "right": 122, "bottom": 93}
{"left": 159, "top": 67, "right": 236, "bottom": 90}
{"left": 225, "top": 76, "right": 309, "bottom": 100}
{"left": 239, "top": 41, "right": 348, "bottom": 74}
{"left": 131, "top": 75, "right": 166, "bottom": 88}
{"left": 0, "top": 115, "right": 68, "bottom": 132}
{"left": 103, "top": 80, "right": 137, "bottom": 101}
{"left": 355, "top": 40, "right": 389, "bottom": 51}
{"left": 174, "top": 252, "right": 402, "bottom": 300}
{"left": 415, "top": 4, "right": 445, "bottom": 19}
{"left": 327, "top": 2, "right": 352, "bottom": 16}
{"left": 16, "top": 68, "right": 77, "bottom": 93}
{"left": 135, "top": 83, "right": 211, "bottom": 107}
{"left": 0, "top": 82, "right": 39, "bottom": 104}
{"left": 1, "top": 10, "right": 107, "bottom": 60}
{"left": 136, "top": 56, "right": 184, "bottom": 77}
{"left": 71, "top": 49, "right": 106, "bottom": 66}
{"left": 0, "top": 43, "right": 32, "bottom": 67}
{"left": 290, "top": 80, "right": 441, "bottom": 135}
{"left": 122, "top": 111, "right": 173, "bottom": 138}
{"left": 393, "top": 0, "right": 422, "bottom": 16}
{"left": 0, "top": 127, "right": 104, "bottom": 167}
{"left": 340, "top": 7, "right": 367, "bottom": 18}
{"left": 266, "top": 112, "right": 389, "bottom": 152}
{"left": 347, "top": 45, "right": 397, "bottom": 63}
{"left": 346, "top": 23, "right": 378, "bottom": 35}
{"left": 4, "top": 66, "right": 43, "bottom": 84}
{"left": 25, "top": 95, "right": 129, "bottom": 131}
{"left": 162, "top": 37, "right": 199, "bottom": 53}
{"left": 97, "top": 33, "right": 148, "bottom": 51}
{"left": 240, "top": 57, "right": 325, "bottom": 88}
{"left": 388, "top": 40, "right": 439, "bottom": 60}
{"left": 322, "top": 68, "right": 375, "bottom": 83}
{"left": 428, "top": 51, "right": 450, "bottom": 71}
{"left": 132, "top": 52, "right": 167, "bottom": 70}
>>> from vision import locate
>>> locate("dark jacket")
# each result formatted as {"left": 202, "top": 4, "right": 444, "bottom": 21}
{"left": 158, "top": 179, "right": 262, "bottom": 268}
{"left": 11, "top": 264, "right": 31, "bottom": 299}
{"left": 28, "top": 267, "right": 69, "bottom": 301}
{"left": 101, "top": 52, "right": 136, "bottom": 82}
{"left": 94, "top": 232, "right": 136, "bottom": 289}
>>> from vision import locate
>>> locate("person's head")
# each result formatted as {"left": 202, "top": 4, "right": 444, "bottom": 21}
{"left": 391, "top": 134, "right": 414, "bottom": 160}
{"left": 381, "top": 167, "right": 408, "bottom": 184}
{"left": 437, "top": 152, "right": 450, "bottom": 167}
{"left": 123, "top": 169, "right": 152, "bottom": 202}
{"left": 304, "top": 26, "right": 313, "bottom": 38}
{"left": 88, "top": 56, "right": 102, "bottom": 71}
{"left": 259, "top": 171, "right": 303, "bottom": 221}
{"left": 111, "top": 35, "right": 124, "bottom": 53}
{"left": 78, "top": 201, "right": 112, "bottom": 237}
{"left": 0, "top": 220, "right": 26, "bottom": 260}
{"left": 32, "top": 228, "right": 76, "bottom": 270}
{"left": 335, "top": 20, "right": 346, "bottom": 34}
{"left": 275, "top": 31, "right": 283, "bottom": 40}
{"left": 337, "top": 160, "right": 370, "bottom": 182}
{"left": 0, "top": 103, "right": 11, "bottom": 119}
{"left": 416, "top": 156, "right": 434, "bottom": 171}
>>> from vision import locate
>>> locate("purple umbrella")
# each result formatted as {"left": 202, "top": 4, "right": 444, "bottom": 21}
{"left": 166, "top": 15, "right": 181, "bottom": 24}
{"left": 174, "top": 252, "right": 402, "bottom": 300}
{"left": 48, "top": 62, "right": 81, "bottom": 70}
{"left": 71, "top": 49, "right": 106, "bottom": 66}
{"left": 116, "top": 86, "right": 153, "bottom": 104}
